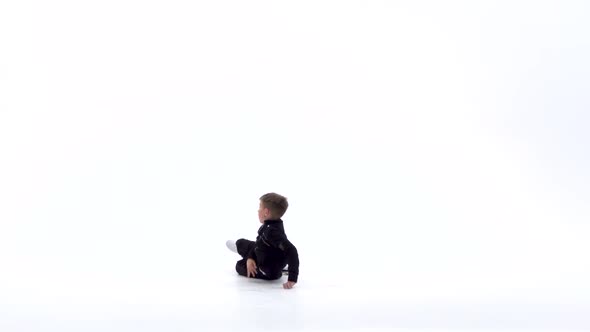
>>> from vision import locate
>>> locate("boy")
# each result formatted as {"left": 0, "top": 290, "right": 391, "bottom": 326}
{"left": 226, "top": 193, "right": 299, "bottom": 289}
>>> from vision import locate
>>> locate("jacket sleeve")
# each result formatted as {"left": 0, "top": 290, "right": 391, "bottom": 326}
{"left": 266, "top": 230, "right": 299, "bottom": 283}
{"left": 280, "top": 239, "right": 299, "bottom": 283}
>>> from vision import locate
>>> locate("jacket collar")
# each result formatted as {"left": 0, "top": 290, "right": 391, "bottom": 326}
{"left": 263, "top": 219, "right": 283, "bottom": 225}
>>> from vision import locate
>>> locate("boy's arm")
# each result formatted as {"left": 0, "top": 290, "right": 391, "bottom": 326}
{"left": 279, "top": 239, "right": 299, "bottom": 283}
{"left": 265, "top": 230, "right": 299, "bottom": 283}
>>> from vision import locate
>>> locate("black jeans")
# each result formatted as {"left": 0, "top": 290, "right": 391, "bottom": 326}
{"left": 235, "top": 239, "right": 286, "bottom": 280}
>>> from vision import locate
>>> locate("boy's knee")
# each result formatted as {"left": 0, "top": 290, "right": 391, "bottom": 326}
{"left": 235, "top": 260, "right": 247, "bottom": 276}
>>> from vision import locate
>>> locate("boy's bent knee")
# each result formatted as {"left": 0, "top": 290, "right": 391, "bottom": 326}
{"left": 235, "top": 260, "right": 248, "bottom": 276}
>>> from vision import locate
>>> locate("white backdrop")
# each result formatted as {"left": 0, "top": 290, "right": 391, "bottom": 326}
{"left": 1, "top": 1, "right": 589, "bottom": 331}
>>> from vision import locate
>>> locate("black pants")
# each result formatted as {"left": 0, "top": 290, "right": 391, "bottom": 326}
{"left": 235, "top": 239, "right": 286, "bottom": 280}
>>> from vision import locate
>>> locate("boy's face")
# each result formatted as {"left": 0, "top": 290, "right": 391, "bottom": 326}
{"left": 258, "top": 201, "right": 271, "bottom": 223}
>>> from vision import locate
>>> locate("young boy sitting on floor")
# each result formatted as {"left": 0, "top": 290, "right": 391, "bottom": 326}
{"left": 226, "top": 193, "right": 299, "bottom": 289}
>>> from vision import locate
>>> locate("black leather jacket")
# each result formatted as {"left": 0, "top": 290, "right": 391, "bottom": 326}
{"left": 247, "top": 219, "right": 300, "bottom": 282}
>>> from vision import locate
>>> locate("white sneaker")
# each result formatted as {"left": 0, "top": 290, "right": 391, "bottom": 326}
{"left": 226, "top": 240, "right": 238, "bottom": 253}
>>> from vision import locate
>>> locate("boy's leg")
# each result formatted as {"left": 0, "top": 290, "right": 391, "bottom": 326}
{"left": 235, "top": 239, "right": 256, "bottom": 277}
{"left": 235, "top": 259, "right": 282, "bottom": 280}
{"left": 235, "top": 258, "right": 249, "bottom": 277}
{"left": 258, "top": 265, "right": 283, "bottom": 280}
{"left": 236, "top": 239, "right": 256, "bottom": 259}
{"left": 233, "top": 239, "right": 283, "bottom": 280}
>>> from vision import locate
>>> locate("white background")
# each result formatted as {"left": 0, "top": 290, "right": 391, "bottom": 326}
{"left": 1, "top": 1, "right": 589, "bottom": 331}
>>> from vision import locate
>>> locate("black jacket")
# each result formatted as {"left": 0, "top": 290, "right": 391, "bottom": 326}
{"left": 247, "top": 219, "right": 299, "bottom": 283}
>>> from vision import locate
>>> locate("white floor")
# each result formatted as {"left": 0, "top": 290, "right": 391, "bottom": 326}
{"left": 1, "top": 245, "right": 588, "bottom": 332}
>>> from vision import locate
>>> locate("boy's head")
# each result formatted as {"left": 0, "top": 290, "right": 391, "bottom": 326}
{"left": 258, "top": 192, "right": 289, "bottom": 223}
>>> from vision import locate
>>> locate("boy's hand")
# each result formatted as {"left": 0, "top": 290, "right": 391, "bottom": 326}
{"left": 246, "top": 258, "right": 257, "bottom": 278}
{"left": 283, "top": 281, "right": 296, "bottom": 289}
